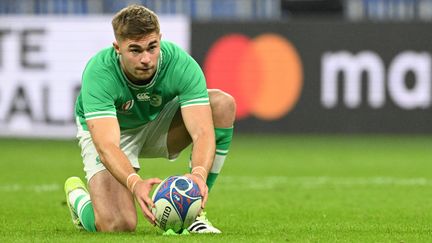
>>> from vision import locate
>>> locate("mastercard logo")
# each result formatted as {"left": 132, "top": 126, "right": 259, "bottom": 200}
{"left": 204, "top": 33, "right": 303, "bottom": 120}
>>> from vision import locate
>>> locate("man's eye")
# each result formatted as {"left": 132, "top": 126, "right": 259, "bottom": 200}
{"left": 148, "top": 46, "right": 157, "bottom": 52}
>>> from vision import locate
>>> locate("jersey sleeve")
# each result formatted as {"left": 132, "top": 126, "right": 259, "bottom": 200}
{"left": 176, "top": 54, "right": 209, "bottom": 108}
{"left": 81, "top": 66, "right": 117, "bottom": 121}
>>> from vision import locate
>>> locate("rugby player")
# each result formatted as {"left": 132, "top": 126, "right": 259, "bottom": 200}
{"left": 64, "top": 4, "right": 235, "bottom": 233}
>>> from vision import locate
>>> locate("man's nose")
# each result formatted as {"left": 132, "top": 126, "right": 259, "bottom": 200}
{"left": 140, "top": 53, "right": 151, "bottom": 64}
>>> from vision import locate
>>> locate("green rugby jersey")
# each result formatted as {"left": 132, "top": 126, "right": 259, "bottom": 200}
{"left": 75, "top": 41, "right": 209, "bottom": 131}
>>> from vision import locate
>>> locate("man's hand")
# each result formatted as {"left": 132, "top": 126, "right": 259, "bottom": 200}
{"left": 185, "top": 173, "right": 208, "bottom": 209}
{"left": 133, "top": 178, "right": 162, "bottom": 225}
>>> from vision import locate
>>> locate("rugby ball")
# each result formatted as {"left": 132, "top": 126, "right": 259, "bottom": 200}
{"left": 151, "top": 175, "right": 202, "bottom": 233}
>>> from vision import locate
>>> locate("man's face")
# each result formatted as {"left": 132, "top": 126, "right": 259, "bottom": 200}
{"left": 114, "top": 32, "right": 161, "bottom": 83}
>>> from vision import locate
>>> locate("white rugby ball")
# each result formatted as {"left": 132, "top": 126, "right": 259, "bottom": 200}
{"left": 151, "top": 175, "right": 202, "bottom": 233}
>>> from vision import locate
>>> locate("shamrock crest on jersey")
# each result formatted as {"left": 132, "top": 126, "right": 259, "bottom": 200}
{"left": 150, "top": 94, "right": 162, "bottom": 107}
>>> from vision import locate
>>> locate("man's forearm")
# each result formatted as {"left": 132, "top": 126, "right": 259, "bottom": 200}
{"left": 97, "top": 143, "right": 138, "bottom": 190}
{"left": 190, "top": 132, "right": 215, "bottom": 181}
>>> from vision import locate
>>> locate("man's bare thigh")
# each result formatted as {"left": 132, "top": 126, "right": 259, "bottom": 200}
{"left": 167, "top": 109, "right": 192, "bottom": 156}
{"left": 88, "top": 170, "right": 137, "bottom": 231}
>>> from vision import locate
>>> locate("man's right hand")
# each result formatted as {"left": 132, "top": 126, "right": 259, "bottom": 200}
{"left": 133, "top": 178, "right": 162, "bottom": 225}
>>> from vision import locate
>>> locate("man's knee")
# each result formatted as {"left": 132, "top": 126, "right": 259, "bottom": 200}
{"left": 95, "top": 216, "right": 137, "bottom": 232}
{"left": 208, "top": 89, "right": 236, "bottom": 127}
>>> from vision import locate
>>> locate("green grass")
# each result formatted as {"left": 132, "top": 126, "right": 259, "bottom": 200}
{"left": 1, "top": 135, "right": 432, "bottom": 242}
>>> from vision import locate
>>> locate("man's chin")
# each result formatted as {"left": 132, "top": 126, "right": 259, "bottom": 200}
{"left": 136, "top": 70, "right": 154, "bottom": 77}
{"left": 132, "top": 74, "right": 153, "bottom": 83}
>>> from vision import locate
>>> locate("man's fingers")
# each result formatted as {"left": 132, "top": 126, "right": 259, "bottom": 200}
{"left": 132, "top": 178, "right": 162, "bottom": 226}
{"left": 200, "top": 185, "right": 208, "bottom": 209}
{"left": 183, "top": 174, "right": 208, "bottom": 208}
{"left": 138, "top": 198, "right": 156, "bottom": 224}
{"left": 193, "top": 179, "right": 208, "bottom": 209}
{"left": 148, "top": 177, "right": 163, "bottom": 185}
{"left": 193, "top": 175, "right": 208, "bottom": 208}
{"left": 143, "top": 194, "right": 155, "bottom": 209}
{"left": 142, "top": 203, "right": 155, "bottom": 222}
{"left": 202, "top": 191, "right": 208, "bottom": 208}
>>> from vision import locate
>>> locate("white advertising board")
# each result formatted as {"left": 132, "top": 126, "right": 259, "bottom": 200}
{"left": 0, "top": 16, "right": 189, "bottom": 138}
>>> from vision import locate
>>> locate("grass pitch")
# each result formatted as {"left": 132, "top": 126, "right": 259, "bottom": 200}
{"left": 1, "top": 134, "right": 432, "bottom": 242}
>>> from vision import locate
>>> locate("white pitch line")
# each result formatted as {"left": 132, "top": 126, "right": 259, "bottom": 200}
{"left": 1, "top": 176, "right": 430, "bottom": 192}
{"left": 219, "top": 176, "right": 432, "bottom": 190}
{"left": 0, "top": 183, "right": 60, "bottom": 192}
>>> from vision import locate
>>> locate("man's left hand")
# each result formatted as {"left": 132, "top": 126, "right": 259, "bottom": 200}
{"left": 185, "top": 173, "right": 208, "bottom": 209}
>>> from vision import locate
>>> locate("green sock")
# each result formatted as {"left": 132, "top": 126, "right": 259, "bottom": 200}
{"left": 74, "top": 194, "right": 97, "bottom": 232}
{"left": 190, "top": 127, "right": 233, "bottom": 191}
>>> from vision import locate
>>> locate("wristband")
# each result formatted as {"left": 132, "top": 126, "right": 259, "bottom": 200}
{"left": 130, "top": 179, "right": 140, "bottom": 194}
{"left": 192, "top": 171, "right": 207, "bottom": 182}
{"left": 191, "top": 166, "right": 208, "bottom": 175}
{"left": 126, "top": 173, "right": 141, "bottom": 193}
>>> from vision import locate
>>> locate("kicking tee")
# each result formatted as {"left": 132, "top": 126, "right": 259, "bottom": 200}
{"left": 75, "top": 41, "right": 209, "bottom": 131}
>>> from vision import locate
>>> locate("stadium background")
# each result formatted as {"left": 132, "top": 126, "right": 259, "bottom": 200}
{"left": 2, "top": 0, "right": 432, "bottom": 136}
{"left": 3, "top": 0, "right": 432, "bottom": 242}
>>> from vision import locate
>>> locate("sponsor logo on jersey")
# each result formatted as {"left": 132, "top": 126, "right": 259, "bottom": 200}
{"left": 204, "top": 33, "right": 303, "bottom": 121}
{"left": 150, "top": 94, "right": 162, "bottom": 107}
{"left": 136, "top": 92, "right": 162, "bottom": 106}
{"left": 136, "top": 92, "right": 150, "bottom": 101}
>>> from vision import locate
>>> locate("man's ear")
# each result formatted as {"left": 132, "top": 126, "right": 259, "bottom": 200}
{"left": 113, "top": 41, "right": 120, "bottom": 54}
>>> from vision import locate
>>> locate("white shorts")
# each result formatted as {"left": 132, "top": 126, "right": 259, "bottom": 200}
{"left": 76, "top": 98, "right": 180, "bottom": 182}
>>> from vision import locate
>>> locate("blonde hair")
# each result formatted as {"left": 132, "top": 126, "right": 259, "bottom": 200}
{"left": 112, "top": 4, "right": 160, "bottom": 40}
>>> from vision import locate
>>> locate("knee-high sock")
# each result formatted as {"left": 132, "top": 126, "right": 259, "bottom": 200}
{"left": 190, "top": 127, "right": 233, "bottom": 191}
{"left": 70, "top": 190, "right": 96, "bottom": 232}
